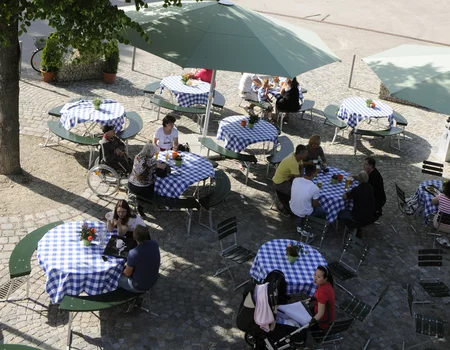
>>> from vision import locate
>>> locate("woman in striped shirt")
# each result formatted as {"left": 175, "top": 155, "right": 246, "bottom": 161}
{"left": 431, "top": 181, "right": 450, "bottom": 235}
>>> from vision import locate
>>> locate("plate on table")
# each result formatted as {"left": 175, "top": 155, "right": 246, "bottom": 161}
{"left": 423, "top": 185, "right": 441, "bottom": 197}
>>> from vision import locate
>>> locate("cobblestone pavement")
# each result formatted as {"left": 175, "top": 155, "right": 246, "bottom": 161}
{"left": 2, "top": 9, "right": 450, "bottom": 350}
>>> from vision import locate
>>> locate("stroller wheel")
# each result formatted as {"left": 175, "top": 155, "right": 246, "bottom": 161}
{"left": 244, "top": 332, "right": 256, "bottom": 347}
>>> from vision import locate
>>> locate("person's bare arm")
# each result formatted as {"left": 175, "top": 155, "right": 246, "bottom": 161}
{"left": 173, "top": 137, "right": 179, "bottom": 151}
{"left": 123, "top": 265, "right": 134, "bottom": 277}
{"left": 432, "top": 196, "right": 440, "bottom": 205}
{"left": 312, "top": 198, "right": 320, "bottom": 208}
{"left": 153, "top": 136, "right": 158, "bottom": 146}
{"left": 313, "top": 302, "right": 326, "bottom": 322}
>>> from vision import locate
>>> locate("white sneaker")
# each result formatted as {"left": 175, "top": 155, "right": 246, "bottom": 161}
{"left": 299, "top": 229, "right": 315, "bottom": 239}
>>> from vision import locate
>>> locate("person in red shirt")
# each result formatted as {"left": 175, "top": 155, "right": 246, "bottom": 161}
{"left": 186, "top": 68, "right": 216, "bottom": 86}
{"left": 310, "top": 265, "right": 335, "bottom": 329}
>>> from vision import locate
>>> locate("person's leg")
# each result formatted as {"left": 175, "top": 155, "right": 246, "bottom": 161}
{"left": 311, "top": 205, "right": 327, "bottom": 219}
{"left": 118, "top": 274, "right": 136, "bottom": 292}
{"left": 337, "top": 210, "right": 353, "bottom": 222}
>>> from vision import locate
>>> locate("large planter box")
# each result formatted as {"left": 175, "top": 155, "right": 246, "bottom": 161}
{"left": 56, "top": 59, "right": 105, "bottom": 82}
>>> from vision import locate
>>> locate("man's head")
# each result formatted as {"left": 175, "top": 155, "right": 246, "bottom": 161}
{"left": 364, "top": 157, "right": 376, "bottom": 174}
{"left": 294, "top": 144, "right": 308, "bottom": 161}
{"left": 102, "top": 125, "right": 115, "bottom": 139}
{"left": 355, "top": 170, "right": 369, "bottom": 183}
{"left": 133, "top": 225, "right": 150, "bottom": 243}
{"left": 304, "top": 164, "right": 317, "bottom": 178}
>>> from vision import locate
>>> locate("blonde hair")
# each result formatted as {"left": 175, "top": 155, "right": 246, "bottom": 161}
{"left": 309, "top": 135, "right": 321, "bottom": 147}
{"left": 262, "top": 78, "right": 269, "bottom": 87}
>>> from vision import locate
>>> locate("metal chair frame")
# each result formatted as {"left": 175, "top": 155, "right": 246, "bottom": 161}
{"left": 298, "top": 216, "right": 328, "bottom": 250}
{"left": 389, "top": 183, "right": 419, "bottom": 234}
{"left": 214, "top": 217, "right": 256, "bottom": 290}
{"left": 308, "top": 318, "right": 355, "bottom": 349}
{"left": 404, "top": 282, "right": 445, "bottom": 349}
{"left": 428, "top": 211, "right": 450, "bottom": 248}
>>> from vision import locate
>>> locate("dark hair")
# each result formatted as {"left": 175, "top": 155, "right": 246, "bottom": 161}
{"left": 443, "top": 181, "right": 450, "bottom": 197}
{"left": 134, "top": 225, "right": 149, "bottom": 243}
{"left": 317, "top": 265, "right": 334, "bottom": 287}
{"left": 113, "top": 200, "right": 136, "bottom": 224}
{"left": 162, "top": 114, "right": 176, "bottom": 127}
{"left": 305, "top": 164, "right": 317, "bottom": 177}
{"left": 365, "top": 156, "right": 376, "bottom": 168}
{"left": 295, "top": 144, "right": 307, "bottom": 155}
{"left": 291, "top": 77, "right": 299, "bottom": 88}
{"left": 102, "top": 124, "right": 114, "bottom": 133}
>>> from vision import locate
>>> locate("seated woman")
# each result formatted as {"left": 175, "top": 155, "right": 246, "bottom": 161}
{"left": 431, "top": 181, "right": 450, "bottom": 241}
{"left": 275, "top": 77, "right": 300, "bottom": 123}
{"left": 186, "top": 68, "right": 215, "bottom": 85}
{"left": 100, "top": 125, "right": 132, "bottom": 173}
{"left": 105, "top": 200, "right": 145, "bottom": 237}
{"left": 153, "top": 114, "right": 179, "bottom": 151}
{"left": 128, "top": 142, "right": 160, "bottom": 199}
{"left": 258, "top": 78, "right": 274, "bottom": 121}
{"left": 309, "top": 266, "right": 335, "bottom": 329}
{"left": 305, "top": 135, "right": 327, "bottom": 168}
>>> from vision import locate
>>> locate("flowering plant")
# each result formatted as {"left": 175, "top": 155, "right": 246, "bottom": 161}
{"left": 285, "top": 242, "right": 307, "bottom": 257}
{"left": 80, "top": 223, "right": 97, "bottom": 242}
{"left": 248, "top": 113, "right": 259, "bottom": 125}
{"left": 181, "top": 73, "right": 190, "bottom": 85}
{"left": 365, "top": 99, "right": 376, "bottom": 108}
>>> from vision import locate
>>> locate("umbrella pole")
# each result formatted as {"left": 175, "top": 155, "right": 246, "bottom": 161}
{"left": 201, "top": 70, "right": 217, "bottom": 138}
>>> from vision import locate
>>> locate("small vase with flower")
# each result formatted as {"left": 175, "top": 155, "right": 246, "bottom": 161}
{"left": 80, "top": 223, "right": 97, "bottom": 246}
{"left": 285, "top": 242, "right": 308, "bottom": 263}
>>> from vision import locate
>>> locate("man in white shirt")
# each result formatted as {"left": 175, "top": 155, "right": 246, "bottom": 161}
{"left": 290, "top": 164, "right": 326, "bottom": 225}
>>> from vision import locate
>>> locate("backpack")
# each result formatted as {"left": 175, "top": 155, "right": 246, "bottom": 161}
{"left": 177, "top": 142, "right": 190, "bottom": 152}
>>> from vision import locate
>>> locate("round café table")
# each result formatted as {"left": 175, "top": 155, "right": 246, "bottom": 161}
{"left": 37, "top": 221, "right": 124, "bottom": 304}
{"left": 160, "top": 75, "right": 210, "bottom": 107}
{"left": 60, "top": 99, "right": 125, "bottom": 133}
{"left": 250, "top": 239, "right": 327, "bottom": 296}
{"left": 216, "top": 115, "right": 278, "bottom": 153}
{"left": 337, "top": 97, "right": 394, "bottom": 129}
{"left": 155, "top": 151, "right": 215, "bottom": 198}
{"left": 312, "top": 167, "right": 357, "bottom": 223}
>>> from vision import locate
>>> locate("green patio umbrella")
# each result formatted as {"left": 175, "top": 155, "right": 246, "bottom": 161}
{"left": 122, "top": 0, "right": 341, "bottom": 136}
{"left": 363, "top": 44, "right": 450, "bottom": 115}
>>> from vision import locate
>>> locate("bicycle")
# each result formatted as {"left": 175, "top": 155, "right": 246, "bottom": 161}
{"left": 30, "top": 36, "right": 47, "bottom": 73}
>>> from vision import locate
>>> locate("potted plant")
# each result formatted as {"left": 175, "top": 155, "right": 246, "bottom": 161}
{"left": 174, "top": 155, "right": 183, "bottom": 166}
{"left": 285, "top": 242, "right": 307, "bottom": 263}
{"left": 40, "top": 33, "right": 64, "bottom": 82}
{"left": 92, "top": 98, "right": 102, "bottom": 110}
{"left": 248, "top": 114, "right": 259, "bottom": 129}
{"left": 79, "top": 222, "right": 97, "bottom": 246}
{"left": 103, "top": 39, "right": 120, "bottom": 84}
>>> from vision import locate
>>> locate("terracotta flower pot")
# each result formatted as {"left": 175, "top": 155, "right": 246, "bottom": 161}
{"left": 41, "top": 71, "right": 56, "bottom": 83}
{"left": 103, "top": 72, "right": 117, "bottom": 84}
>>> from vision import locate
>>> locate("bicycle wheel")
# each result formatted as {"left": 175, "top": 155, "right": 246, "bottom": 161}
{"left": 87, "top": 164, "right": 120, "bottom": 197}
{"left": 30, "top": 49, "right": 43, "bottom": 73}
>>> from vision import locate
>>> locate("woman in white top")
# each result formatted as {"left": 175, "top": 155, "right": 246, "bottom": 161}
{"left": 153, "top": 114, "right": 179, "bottom": 151}
{"left": 105, "top": 199, "right": 146, "bottom": 237}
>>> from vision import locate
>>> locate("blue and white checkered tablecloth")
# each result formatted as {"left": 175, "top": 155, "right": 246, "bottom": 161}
{"left": 155, "top": 151, "right": 215, "bottom": 198}
{"left": 160, "top": 75, "right": 210, "bottom": 107}
{"left": 37, "top": 221, "right": 124, "bottom": 304}
{"left": 250, "top": 239, "right": 327, "bottom": 296}
{"left": 60, "top": 99, "right": 125, "bottom": 133}
{"left": 416, "top": 179, "right": 442, "bottom": 220}
{"left": 311, "top": 167, "right": 356, "bottom": 223}
{"left": 337, "top": 97, "right": 394, "bottom": 129}
{"left": 216, "top": 115, "right": 278, "bottom": 153}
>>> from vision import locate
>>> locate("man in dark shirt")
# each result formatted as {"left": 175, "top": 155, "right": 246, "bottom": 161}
{"left": 339, "top": 171, "right": 375, "bottom": 238}
{"left": 364, "top": 157, "right": 386, "bottom": 219}
{"left": 118, "top": 225, "right": 160, "bottom": 293}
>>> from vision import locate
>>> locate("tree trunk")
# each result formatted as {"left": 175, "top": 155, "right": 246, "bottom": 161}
{"left": 0, "top": 18, "right": 21, "bottom": 174}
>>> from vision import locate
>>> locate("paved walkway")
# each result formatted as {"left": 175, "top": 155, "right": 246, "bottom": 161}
{"left": 2, "top": 3, "right": 450, "bottom": 350}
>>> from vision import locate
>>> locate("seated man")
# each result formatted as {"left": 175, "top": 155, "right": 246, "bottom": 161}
{"left": 100, "top": 125, "right": 132, "bottom": 173}
{"left": 290, "top": 164, "right": 326, "bottom": 226}
{"left": 118, "top": 225, "right": 160, "bottom": 293}
{"left": 364, "top": 157, "right": 386, "bottom": 219}
{"left": 272, "top": 144, "right": 308, "bottom": 216}
{"left": 339, "top": 171, "right": 375, "bottom": 238}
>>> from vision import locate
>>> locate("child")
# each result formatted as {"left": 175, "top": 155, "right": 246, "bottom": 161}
{"left": 257, "top": 79, "right": 274, "bottom": 121}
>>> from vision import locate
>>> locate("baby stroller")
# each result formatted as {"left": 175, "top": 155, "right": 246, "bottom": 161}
{"left": 87, "top": 139, "right": 132, "bottom": 196}
{"left": 237, "top": 270, "right": 311, "bottom": 349}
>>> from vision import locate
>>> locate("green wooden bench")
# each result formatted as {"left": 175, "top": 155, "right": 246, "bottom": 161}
{"left": 45, "top": 121, "right": 100, "bottom": 168}
{"left": 353, "top": 126, "right": 404, "bottom": 155}
{"left": 199, "top": 170, "right": 231, "bottom": 230}
{"left": 392, "top": 111, "right": 409, "bottom": 140}
{"left": 48, "top": 104, "right": 64, "bottom": 118}
{"left": 266, "top": 135, "right": 294, "bottom": 177}
{"left": 0, "top": 345, "right": 42, "bottom": 350}
{"left": 150, "top": 95, "right": 206, "bottom": 131}
{"left": 198, "top": 137, "right": 257, "bottom": 185}
{"left": 116, "top": 111, "right": 144, "bottom": 154}
{"left": 0, "top": 221, "right": 63, "bottom": 302}
{"left": 142, "top": 81, "right": 162, "bottom": 109}
{"left": 129, "top": 191, "right": 200, "bottom": 235}
{"left": 212, "top": 90, "right": 226, "bottom": 109}
{"left": 278, "top": 100, "right": 316, "bottom": 132}
{"left": 323, "top": 104, "right": 348, "bottom": 144}
{"left": 59, "top": 289, "right": 148, "bottom": 349}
